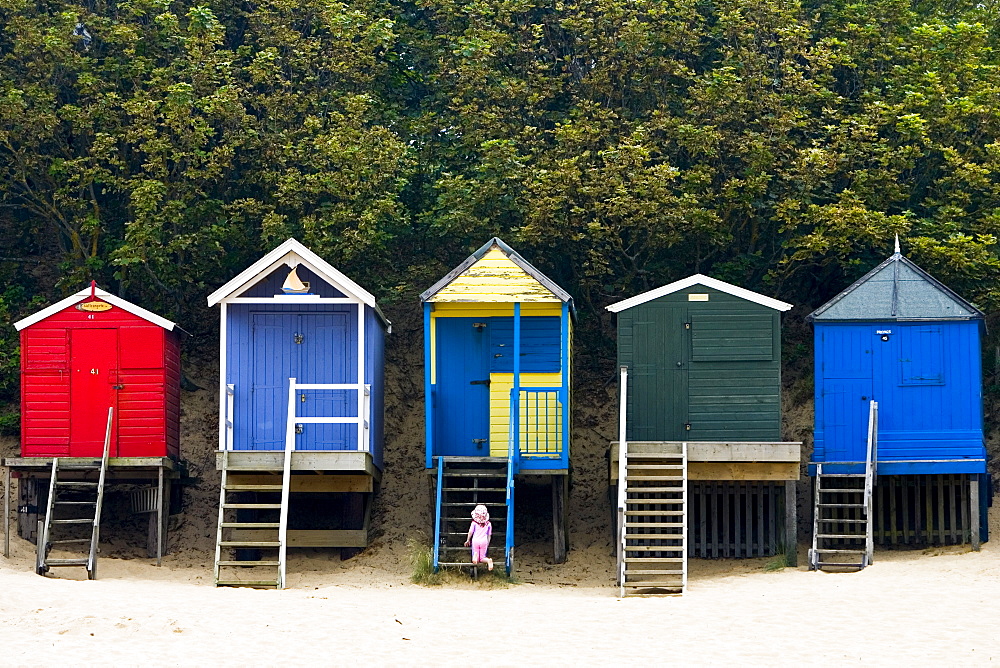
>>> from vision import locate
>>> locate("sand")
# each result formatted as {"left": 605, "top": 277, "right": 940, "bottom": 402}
{"left": 2, "top": 526, "right": 1000, "bottom": 665}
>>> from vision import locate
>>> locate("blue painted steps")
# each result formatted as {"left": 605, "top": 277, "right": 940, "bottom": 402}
{"left": 433, "top": 457, "right": 514, "bottom": 575}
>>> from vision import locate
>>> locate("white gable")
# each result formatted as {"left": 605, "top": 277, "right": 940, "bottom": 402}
{"left": 14, "top": 287, "right": 177, "bottom": 331}
{"left": 607, "top": 274, "right": 793, "bottom": 313}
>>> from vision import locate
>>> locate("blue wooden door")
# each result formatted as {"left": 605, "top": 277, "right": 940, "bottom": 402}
{"left": 296, "top": 313, "right": 351, "bottom": 450}
{"left": 819, "top": 326, "right": 873, "bottom": 464}
{"left": 250, "top": 313, "right": 297, "bottom": 450}
{"left": 436, "top": 317, "right": 490, "bottom": 456}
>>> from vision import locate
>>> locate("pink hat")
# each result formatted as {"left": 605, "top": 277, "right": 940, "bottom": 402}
{"left": 471, "top": 504, "right": 489, "bottom": 525}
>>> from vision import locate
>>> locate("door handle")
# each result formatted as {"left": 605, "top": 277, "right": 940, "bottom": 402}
{"left": 470, "top": 379, "right": 490, "bottom": 386}
{"left": 112, "top": 384, "right": 124, "bottom": 390}
{"left": 472, "top": 439, "right": 487, "bottom": 446}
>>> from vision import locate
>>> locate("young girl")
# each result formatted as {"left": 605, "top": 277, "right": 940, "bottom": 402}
{"left": 464, "top": 504, "right": 494, "bottom": 571}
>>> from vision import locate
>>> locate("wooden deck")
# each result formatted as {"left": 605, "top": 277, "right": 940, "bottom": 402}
{"left": 3, "top": 456, "right": 184, "bottom": 564}
{"left": 214, "top": 450, "right": 381, "bottom": 482}
{"left": 610, "top": 441, "right": 801, "bottom": 481}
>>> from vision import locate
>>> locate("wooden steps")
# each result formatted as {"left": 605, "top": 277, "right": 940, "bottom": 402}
{"left": 214, "top": 450, "right": 290, "bottom": 589}
{"left": 433, "top": 458, "right": 512, "bottom": 575}
{"left": 618, "top": 442, "right": 687, "bottom": 596}
{"left": 809, "top": 467, "right": 871, "bottom": 572}
{"left": 36, "top": 408, "right": 113, "bottom": 580}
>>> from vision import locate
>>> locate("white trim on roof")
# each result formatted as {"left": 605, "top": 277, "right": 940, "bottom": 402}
{"left": 14, "top": 288, "right": 178, "bottom": 331}
{"left": 606, "top": 274, "right": 793, "bottom": 313}
{"left": 207, "top": 238, "right": 375, "bottom": 307}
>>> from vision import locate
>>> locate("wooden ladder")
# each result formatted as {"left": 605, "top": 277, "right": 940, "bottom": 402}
{"left": 36, "top": 408, "right": 112, "bottom": 580}
{"left": 214, "top": 449, "right": 291, "bottom": 588}
{"left": 810, "top": 401, "right": 878, "bottom": 572}
{"left": 433, "top": 457, "right": 511, "bottom": 574}
{"left": 618, "top": 442, "right": 687, "bottom": 596}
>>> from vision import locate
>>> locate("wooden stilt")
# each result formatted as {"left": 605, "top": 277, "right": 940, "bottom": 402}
{"left": 3, "top": 466, "right": 9, "bottom": 558}
{"left": 340, "top": 493, "right": 365, "bottom": 560}
{"left": 18, "top": 478, "right": 39, "bottom": 542}
{"left": 552, "top": 475, "right": 568, "bottom": 564}
{"left": 784, "top": 480, "right": 797, "bottom": 567}
{"left": 970, "top": 475, "right": 981, "bottom": 551}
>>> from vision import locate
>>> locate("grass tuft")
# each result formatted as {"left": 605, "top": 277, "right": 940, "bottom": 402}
{"left": 764, "top": 553, "right": 788, "bottom": 572}
{"left": 408, "top": 536, "right": 442, "bottom": 585}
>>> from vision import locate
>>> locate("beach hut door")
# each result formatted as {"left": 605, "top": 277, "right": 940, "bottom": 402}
{"left": 70, "top": 328, "right": 118, "bottom": 457}
{"left": 436, "top": 317, "right": 490, "bottom": 456}
{"left": 819, "top": 327, "right": 874, "bottom": 464}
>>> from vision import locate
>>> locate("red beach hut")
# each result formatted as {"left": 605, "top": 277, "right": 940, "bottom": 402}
{"left": 14, "top": 283, "right": 181, "bottom": 458}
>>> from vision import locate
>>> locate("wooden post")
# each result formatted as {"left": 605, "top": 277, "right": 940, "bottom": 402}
{"left": 784, "top": 480, "right": 797, "bottom": 566}
{"left": 18, "top": 477, "right": 39, "bottom": 542}
{"left": 970, "top": 475, "right": 981, "bottom": 551}
{"left": 552, "top": 474, "right": 568, "bottom": 563}
{"left": 3, "top": 466, "right": 9, "bottom": 558}
{"left": 341, "top": 492, "right": 366, "bottom": 560}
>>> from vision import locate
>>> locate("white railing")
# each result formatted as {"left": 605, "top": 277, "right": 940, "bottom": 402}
{"left": 864, "top": 400, "right": 878, "bottom": 566}
{"left": 286, "top": 380, "right": 372, "bottom": 452}
{"left": 617, "top": 366, "right": 628, "bottom": 595}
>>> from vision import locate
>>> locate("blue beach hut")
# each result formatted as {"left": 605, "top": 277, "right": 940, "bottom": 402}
{"left": 207, "top": 238, "right": 389, "bottom": 588}
{"left": 421, "top": 238, "right": 574, "bottom": 573}
{"left": 808, "top": 240, "right": 987, "bottom": 570}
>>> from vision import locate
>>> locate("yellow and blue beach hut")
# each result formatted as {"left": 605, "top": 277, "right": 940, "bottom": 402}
{"left": 421, "top": 238, "right": 574, "bottom": 573}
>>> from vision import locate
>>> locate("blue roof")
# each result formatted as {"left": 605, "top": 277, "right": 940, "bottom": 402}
{"left": 809, "top": 251, "right": 983, "bottom": 322}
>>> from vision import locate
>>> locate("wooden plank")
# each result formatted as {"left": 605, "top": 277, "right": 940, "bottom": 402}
{"left": 722, "top": 481, "right": 730, "bottom": 557}
{"left": 4, "top": 456, "right": 176, "bottom": 471}
{"left": 970, "top": 475, "right": 980, "bottom": 551}
{"left": 216, "top": 451, "right": 379, "bottom": 480}
{"left": 227, "top": 473, "right": 373, "bottom": 493}
{"left": 610, "top": 443, "right": 801, "bottom": 479}
{"left": 785, "top": 480, "right": 797, "bottom": 566}
{"left": 688, "top": 462, "right": 799, "bottom": 481}
{"left": 3, "top": 466, "right": 9, "bottom": 558}
{"left": 889, "top": 478, "right": 899, "bottom": 545}
{"left": 952, "top": 475, "right": 960, "bottom": 545}
{"left": 552, "top": 475, "right": 568, "bottom": 564}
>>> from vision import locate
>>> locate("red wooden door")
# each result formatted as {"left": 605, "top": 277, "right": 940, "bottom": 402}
{"left": 70, "top": 329, "right": 118, "bottom": 456}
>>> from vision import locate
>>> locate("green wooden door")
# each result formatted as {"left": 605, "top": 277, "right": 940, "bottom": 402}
{"left": 627, "top": 305, "right": 689, "bottom": 441}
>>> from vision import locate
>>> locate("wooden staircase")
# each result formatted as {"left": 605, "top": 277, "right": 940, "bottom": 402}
{"left": 214, "top": 449, "right": 291, "bottom": 588}
{"left": 617, "top": 442, "right": 687, "bottom": 596}
{"left": 810, "top": 400, "right": 878, "bottom": 572}
{"left": 36, "top": 408, "right": 112, "bottom": 580}
{"left": 433, "top": 457, "right": 511, "bottom": 574}
{"left": 809, "top": 467, "right": 871, "bottom": 571}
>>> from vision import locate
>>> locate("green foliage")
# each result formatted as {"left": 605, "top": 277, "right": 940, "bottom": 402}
{"left": 407, "top": 536, "right": 442, "bottom": 585}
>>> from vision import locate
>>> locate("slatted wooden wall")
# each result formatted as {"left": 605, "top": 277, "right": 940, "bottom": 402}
{"left": 689, "top": 482, "right": 784, "bottom": 558}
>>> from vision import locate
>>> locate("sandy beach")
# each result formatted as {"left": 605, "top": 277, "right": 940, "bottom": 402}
{"left": 3, "top": 518, "right": 1000, "bottom": 666}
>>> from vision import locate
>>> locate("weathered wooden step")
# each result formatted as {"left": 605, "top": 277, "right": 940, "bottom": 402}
{"left": 221, "top": 522, "right": 279, "bottom": 529}
{"left": 216, "top": 580, "right": 279, "bottom": 587}
{"left": 226, "top": 484, "right": 284, "bottom": 492}
{"left": 627, "top": 487, "right": 685, "bottom": 494}
{"left": 49, "top": 538, "right": 90, "bottom": 545}
{"left": 817, "top": 503, "right": 865, "bottom": 508}
{"left": 625, "top": 522, "right": 685, "bottom": 528}
{"left": 50, "top": 518, "right": 94, "bottom": 525}
{"left": 625, "top": 509, "right": 684, "bottom": 515}
{"left": 53, "top": 501, "right": 96, "bottom": 505}
{"left": 442, "top": 487, "right": 506, "bottom": 493}
{"left": 45, "top": 558, "right": 90, "bottom": 567}
{"left": 217, "top": 560, "right": 280, "bottom": 567}
{"left": 814, "top": 548, "right": 865, "bottom": 554}
{"left": 55, "top": 482, "right": 98, "bottom": 487}
{"left": 626, "top": 476, "right": 684, "bottom": 481}
{"left": 624, "top": 557, "right": 684, "bottom": 563}
{"left": 624, "top": 569, "right": 684, "bottom": 576}
{"left": 220, "top": 541, "right": 280, "bottom": 548}
{"left": 222, "top": 503, "right": 282, "bottom": 509}
{"left": 817, "top": 518, "right": 867, "bottom": 524}
{"left": 816, "top": 534, "right": 865, "bottom": 539}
